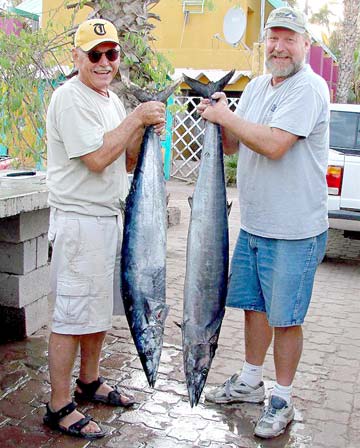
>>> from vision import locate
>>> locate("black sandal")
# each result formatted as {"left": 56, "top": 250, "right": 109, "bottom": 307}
{"left": 74, "top": 376, "right": 135, "bottom": 407}
{"left": 43, "top": 401, "right": 107, "bottom": 439}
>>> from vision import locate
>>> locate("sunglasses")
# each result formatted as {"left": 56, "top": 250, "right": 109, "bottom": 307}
{"left": 86, "top": 48, "right": 120, "bottom": 63}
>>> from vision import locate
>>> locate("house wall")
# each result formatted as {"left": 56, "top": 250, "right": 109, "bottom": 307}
{"left": 42, "top": 0, "right": 90, "bottom": 32}
{"left": 0, "top": 17, "right": 23, "bottom": 35}
{"left": 309, "top": 43, "right": 338, "bottom": 102}
{"left": 151, "top": 0, "right": 265, "bottom": 90}
{"left": 42, "top": 0, "right": 91, "bottom": 67}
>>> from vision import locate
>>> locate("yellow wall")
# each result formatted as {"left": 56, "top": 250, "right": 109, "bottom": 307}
{"left": 151, "top": 1, "right": 261, "bottom": 69}
{"left": 42, "top": 0, "right": 92, "bottom": 67}
{"left": 43, "top": 0, "right": 90, "bottom": 32}
{"left": 150, "top": 0, "right": 266, "bottom": 91}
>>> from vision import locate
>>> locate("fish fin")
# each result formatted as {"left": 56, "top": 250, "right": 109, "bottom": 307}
{"left": 183, "top": 74, "right": 211, "bottom": 98}
{"left": 122, "top": 75, "right": 181, "bottom": 104}
{"left": 183, "top": 70, "right": 235, "bottom": 98}
{"left": 188, "top": 196, "right": 193, "bottom": 209}
{"left": 212, "top": 69, "right": 235, "bottom": 94}
{"left": 121, "top": 75, "right": 150, "bottom": 102}
{"left": 156, "top": 79, "right": 182, "bottom": 103}
{"left": 227, "top": 201, "right": 233, "bottom": 216}
{"left": 143, "top": 298, "right": 169, "bottom": 326}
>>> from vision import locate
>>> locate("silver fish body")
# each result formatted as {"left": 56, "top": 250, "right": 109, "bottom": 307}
{"left": 183, "top": 120, "right": 229, "bottom": 407}
{"left": 121, "top": 126, "right": 169, "bottom": 387}
{"left": 181, "top": 70, "right": 234, "bottom": 406}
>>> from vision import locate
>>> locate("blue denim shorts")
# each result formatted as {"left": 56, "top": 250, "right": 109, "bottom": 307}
{"left": 226, "top": 229, "right": 328, "bottom": 327}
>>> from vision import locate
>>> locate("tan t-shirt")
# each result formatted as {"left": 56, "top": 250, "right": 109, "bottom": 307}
{"left": 46, "top": 77, "right": 128, "bottom": 216}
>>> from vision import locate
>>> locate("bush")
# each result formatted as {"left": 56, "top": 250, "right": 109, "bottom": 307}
{"left": 224, "top": 153, "right": 238, "bottom": 186}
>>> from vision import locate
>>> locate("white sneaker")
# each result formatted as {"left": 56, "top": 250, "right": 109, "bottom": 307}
{"left": 205, "top": 374, "right": 265, "bottom": 404}
{"left": 254, "top": 395, "right": 295, "bottom": 438}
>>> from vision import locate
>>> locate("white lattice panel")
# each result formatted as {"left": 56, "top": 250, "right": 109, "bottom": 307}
{"left": 170, "top": 96, "right": 238, "bottom": 181}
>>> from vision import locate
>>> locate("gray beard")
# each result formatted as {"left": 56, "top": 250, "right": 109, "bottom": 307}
{"left": 265, "top": 58, "right": 304, "bottom": 79}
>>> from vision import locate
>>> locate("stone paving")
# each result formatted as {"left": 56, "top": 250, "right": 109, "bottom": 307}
{"left": 0, "top": 179, "right": 359, "bottom": 447}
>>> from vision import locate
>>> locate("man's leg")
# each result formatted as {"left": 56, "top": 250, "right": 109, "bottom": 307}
{"left": 76, "top": 331, "right": 134, "bottom": 405}
{"left": 205, "top": 310, "right": 272, "bottom": 404}
{"left": 244, "top": 310, "right": 273, "bottom": 365}
{"left": 48, "top": 332, "right": 101, "bottom": 433}
{"left": 77, "top": 331, "right": 114, "bottom": 397}
{"left": 78, "top": 331, "right": 107, "bottom": 383}
{"left": 254, "top": 233, "right": 327, "bottom": 438}
{"left": 274, "top": 325, "right": 303, "bottom": 386}
{"left": 254, "top": 326, "right": 300, "bottom": 438}
{"left": 48, "top": 332, "right": 79, "bottom": 408}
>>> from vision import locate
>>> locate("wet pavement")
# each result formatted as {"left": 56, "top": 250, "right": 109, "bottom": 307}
{"left": 0, "top": 179, "right": 360, "bottom": 448}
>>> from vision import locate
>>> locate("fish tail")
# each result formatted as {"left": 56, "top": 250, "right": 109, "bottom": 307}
{"left": 124, "top": 77, "right": 182, "bottom": 104}
{"left": 183, "top": 69, "right": 235, "bottom": 98}
{"left": 212, "top": 69, "right": 235, "bottom": 94}
{"left": 156, "top": 79, "right": 182, "bottom": 103}
{"left": 182, "top": 75, "right": 210, "bottom": 98}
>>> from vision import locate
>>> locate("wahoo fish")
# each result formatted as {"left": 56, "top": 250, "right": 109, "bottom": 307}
{"left": 182, "top": 70, "right": 234, "bottom": 407}
{"left": 121, "top": 81, "right": 180, "bottom": 387}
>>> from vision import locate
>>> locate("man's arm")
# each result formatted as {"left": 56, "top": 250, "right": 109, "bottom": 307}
{"left": 221, "top": 127, "right": 239, "bottom": 155}
{"left": 201, "top": 93, "right": 298, "bottom": 160}
{"left": 81, "top": 101, "right": 165, "bottom": 173}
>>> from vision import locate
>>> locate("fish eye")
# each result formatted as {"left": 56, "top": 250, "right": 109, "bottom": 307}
{"left": 201, "top": 368, "right": 208, "bottom": 377}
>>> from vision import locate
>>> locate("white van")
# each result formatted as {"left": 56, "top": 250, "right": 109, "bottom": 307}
{"left": 327, "top": 103, "right": 360, "bottom": 238}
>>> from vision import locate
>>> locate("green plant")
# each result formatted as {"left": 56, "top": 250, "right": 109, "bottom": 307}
{"left": 224, "top": 153, "right": 238, "bottom": 186}
{"left": 121, "top": 32, "right": 174, "bottom": 89}
{"left": 0, "top": 19, "right": 60, "bottom": 167}
{"left": 0, "top": 1, "right": 177, "bottom": 167}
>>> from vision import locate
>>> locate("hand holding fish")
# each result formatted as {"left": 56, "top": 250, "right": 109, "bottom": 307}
{"left": 197, "top": 92, "right": 228, "bottom": 124}
{"left": 197, "top": 92, "right": 229, "bottom": 125}
{"left": 134, "top": 101, "right": 166, "bottom": 135}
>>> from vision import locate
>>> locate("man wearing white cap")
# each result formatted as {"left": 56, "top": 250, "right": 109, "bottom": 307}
{"left": 199, "top": 7, "right": 330, "bottom": 439}
{"left": 44, "top": 18, "right": 166, "bottom": 439}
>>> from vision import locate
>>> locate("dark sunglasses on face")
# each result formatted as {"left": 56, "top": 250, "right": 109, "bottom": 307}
{"left": 86, "top": 48, "right": 120, "bottom": 63}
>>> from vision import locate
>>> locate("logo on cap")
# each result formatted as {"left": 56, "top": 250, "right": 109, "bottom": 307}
{"left": 93, "top": 23, "right": 107, "bottom": 36}
{"left": 275, "top": 11, "right": 297, "bottom": 21}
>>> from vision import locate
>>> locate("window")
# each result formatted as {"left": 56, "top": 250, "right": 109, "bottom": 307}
{"left": 330, "top": 111, "right": 360, "bottom": 153}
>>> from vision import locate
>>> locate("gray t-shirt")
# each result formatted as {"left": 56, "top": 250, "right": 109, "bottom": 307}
{"left": 46, "top": 77, "right": 128, "bottom": 216}
{"left": 236, "top": 64, "right": 330, "bottom": 239}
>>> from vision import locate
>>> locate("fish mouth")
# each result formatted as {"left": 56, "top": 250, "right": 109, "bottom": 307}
{"left": 138, "top": 347, "right": 162, "bottom": 388}
{"left": 136, "top": 325, "right": 165, "bottom": 387}
{"left": 183, "top": 340, "right": 218, "bottom": 407}
{"left": 186, "top": 368, "right": 209, "bottom": 407}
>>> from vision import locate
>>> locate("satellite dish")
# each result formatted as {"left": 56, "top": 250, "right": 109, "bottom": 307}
{"left": 223, "top": 6, "right": 247, "bottom": 46}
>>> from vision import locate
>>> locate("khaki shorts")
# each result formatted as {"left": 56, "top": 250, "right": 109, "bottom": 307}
{"left": 48, "top": 208, "right": 124, "bottom": 335}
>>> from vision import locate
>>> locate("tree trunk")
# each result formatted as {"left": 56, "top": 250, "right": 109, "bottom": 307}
{"left": 336, "top": 0, "right": 360, "bottom": 103}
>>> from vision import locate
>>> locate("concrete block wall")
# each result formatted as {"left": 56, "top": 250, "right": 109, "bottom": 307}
{"left": 0, "top": 208, "right": 50, "bottom": 342}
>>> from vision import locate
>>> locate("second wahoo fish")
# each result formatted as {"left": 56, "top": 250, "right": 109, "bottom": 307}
{"left": 182, "top": 70, "right": 234, "bottom": 407}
